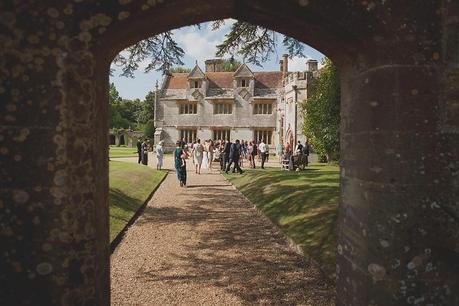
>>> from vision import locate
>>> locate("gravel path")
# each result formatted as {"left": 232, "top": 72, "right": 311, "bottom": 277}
{"left": 110, "top": 156, "right": 335, "bottom": 305}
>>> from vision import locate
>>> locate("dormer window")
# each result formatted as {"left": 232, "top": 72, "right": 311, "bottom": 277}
{"left": 238, "top": 79, "right": 249, "bottom": 87}
{"left": 187, "top": 63, "right": 205, "bottom": 90}
{"left": 190, "top": 80, "right": 201, "bottom": 88}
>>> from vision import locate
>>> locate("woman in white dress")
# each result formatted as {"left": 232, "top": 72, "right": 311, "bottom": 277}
{"left": 208, "top": 140, "right": 215, "bottom": 171}
{"left": 155, "top": 141, "right": 164, "bottom": 170}
{"left": 201, "top": 140, "right": 209, "bottom": 170}
{"left": 193, "top": 139, "right": 204, "bottom": 174}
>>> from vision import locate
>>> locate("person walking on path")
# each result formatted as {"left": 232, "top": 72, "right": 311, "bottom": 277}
{"left": 226, "top": 139, "right": 243, "bottom": 174}
{"left": 219, "top": 140, "right": 225, "bottom": 170}
{"left": 222, "top": 140, "right": 232, "bottom": 171}
{"left": 202, "top": 140, "right": 209, "bottom": 170}
{"left": 155, "top": 140, "right": 164, "bottom": 170}
{"left": 259, "top": 139, "right": 267, "bottom": 169}
{"left": 192, "top": 139, "right": 204, "bottom": 174}
{"left": 141, "top": 139, "right": 149, "bottom": 165}
{"left": 248, "top": 141, "right": 254, "bottom": 168}
{"left": 251, "top": 140, "right": 258, "bottom": 169}
{"left": 240, "top": 140, "right": 247, "bottom": 168}
{"left": 174, "top": 140, "right": 187, "bottom": 187}
{"left": 295, "top": 141, "right": 303, "bottom": 155}
{"left": 208, "top": 140, "right": 215, "bottom": 171}
{"left": 136, "top": 138, "right": 142, "bottom": 164}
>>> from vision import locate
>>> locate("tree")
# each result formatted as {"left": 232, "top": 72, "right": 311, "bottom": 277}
{"left": 114, "top": 20, "right": 305, "bottom": 74}
{"left": 108, "top": 83, "right": 157, "bottom": 130}
{"left": 137, "top": 91, "right": 155, "bottom": 124}
{"left": 214, "top": 20, "right": 305, "bottom": 67}
{"left": 169, "top": 66, "right": 191, "bottom": 73}
{"left": 221, "top": 58, "right": 242, "bottom": 72}
{"left": 301, "top": 58, "right": 340, "bottom": 162}
{"left": 143, "top": 119, "right": 155, "bottom": 139}
{"left": 113, "top": 31, "right": 185, "bottom": 77}
{"left": 108, "top": 83, "right": 130, "bottom": 129}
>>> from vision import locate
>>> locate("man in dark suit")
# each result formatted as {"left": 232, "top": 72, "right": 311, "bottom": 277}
{"left": 136, "top": 138, "right": 142, "bottom": 164}
{"left": 222, "top": 139, "right": 232, "bottom": 171}
{"left": 225, "top": 139, "right": 243, "bottom": 174}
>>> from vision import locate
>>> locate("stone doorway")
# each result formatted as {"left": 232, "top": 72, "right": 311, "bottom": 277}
{"left": 2, "top": 1, "right": 459, "bottom": 305}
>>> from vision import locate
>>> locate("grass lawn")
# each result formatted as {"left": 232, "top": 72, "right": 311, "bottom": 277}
{"left": 224, "top": 163, "right": 339, "bottom": 278}
{"left": 109, "top": 160, "right": 167, "bottom": 241}
{"left": 109, "top": 145, "right": 138, "bottom": 158}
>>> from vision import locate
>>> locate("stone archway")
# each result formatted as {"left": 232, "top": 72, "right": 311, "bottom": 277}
{"left": 2, "top": 1, "right": 459, "bottom": 305}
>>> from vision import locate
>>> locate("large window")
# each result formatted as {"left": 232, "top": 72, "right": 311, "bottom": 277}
{"left": 179, "top": 102, "right": 197, "bottom": 114}
{"left": 254, "top": 129, "right": 273, "bottom": 145}
{"left": 213, "top": 129, "right": 231, "bottom": 141}
{"left": 214, "top": 103, "right": 233, "bottom": 114}
{"left": 180, "top": 129, "right": 197, "bottom": 143}
{"left": 253, "top": 102, "right": 273, "bottom": 114}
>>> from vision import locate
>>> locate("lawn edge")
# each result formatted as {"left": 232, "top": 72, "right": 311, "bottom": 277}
{"left": 220, "top": 171, "right": 336, "bottom": 285}
{"left": 110, "top": 170, "right": 168, "bottom": 253}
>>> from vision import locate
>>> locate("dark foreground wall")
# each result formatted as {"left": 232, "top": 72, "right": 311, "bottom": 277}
{"left": 0, "top": 0, "right": 458, "bottom": 305}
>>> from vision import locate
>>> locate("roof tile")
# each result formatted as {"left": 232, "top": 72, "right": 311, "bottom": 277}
{"left": 163, "top": 71, "right": 283, "bottom": 90}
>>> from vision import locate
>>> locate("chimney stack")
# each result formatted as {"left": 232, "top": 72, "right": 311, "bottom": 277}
{"left": 307, "top": 59, "right": 318, "bottom": 72}
{"left": 279, "top": 59, "right": 284, "bottom": 72}
{"left": 205, "top": 59, "right": 224, "bottom": 72}
{"left": 282, "top": 54, "right": 289, "bottom": 75}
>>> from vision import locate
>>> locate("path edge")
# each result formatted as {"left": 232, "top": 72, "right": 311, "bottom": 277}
{"left": 220, "top": 171, "right": 336, "bottom": 285}
{"left": 110, "top": 170, "right": 169, "bottom": 253}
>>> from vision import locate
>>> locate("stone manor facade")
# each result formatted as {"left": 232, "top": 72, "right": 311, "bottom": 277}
{"left": 154, "top": 56, "right": 318, "bottom": 151}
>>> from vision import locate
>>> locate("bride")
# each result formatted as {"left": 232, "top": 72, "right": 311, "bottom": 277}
{"left": 201, "top": 140, "right": 209, "bottom": 170}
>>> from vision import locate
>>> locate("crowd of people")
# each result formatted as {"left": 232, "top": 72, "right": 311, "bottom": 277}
{"left": 136, "top": 138, "right": 165, "bottom": 170}
{"left": 137, "top": 137, "right": 310, "bottom": 188}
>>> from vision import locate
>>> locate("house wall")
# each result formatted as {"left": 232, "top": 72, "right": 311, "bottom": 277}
{"left": 158, "top": 95, "right": 279, "bottom": 151}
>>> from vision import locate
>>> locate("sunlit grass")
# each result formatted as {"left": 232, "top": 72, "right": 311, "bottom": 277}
{"left": 109, "top": 145, "right": 138, "bottom": 158}
{"left": 109, "top": 160, "right": 167, "bottom": 241}
{"left": 224, "top": 163, "right": 339, "bottom": 278}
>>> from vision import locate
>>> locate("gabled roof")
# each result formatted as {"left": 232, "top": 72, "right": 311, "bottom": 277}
{"left": 233, "top": 63, "right": 254, "bottom": 78}
{"left": 163, "top": 73, "right": 188, "bottom": 89}
{"left": 254, "top": 72, "right": 283, "bottom": 88}
{"left": 187, "top": 64, "right": 205, "bottom": 79}
{"left": 206, "top": 72, "right": 234, "bottom": 88}
{"left": 162, "top": 71, "right": 283, "bottom": 90}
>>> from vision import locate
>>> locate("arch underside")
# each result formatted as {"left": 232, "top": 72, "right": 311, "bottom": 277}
{"left": 1, "top": 0, "right": 458, "bottom": 305}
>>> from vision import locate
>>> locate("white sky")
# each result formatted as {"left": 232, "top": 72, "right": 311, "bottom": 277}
{"left": 110, "top": 19, "right": 325, "bottom": 100}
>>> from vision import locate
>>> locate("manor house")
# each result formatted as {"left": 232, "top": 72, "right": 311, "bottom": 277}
{"left": 154, "top": 56, "right": 318, "bottom": 151}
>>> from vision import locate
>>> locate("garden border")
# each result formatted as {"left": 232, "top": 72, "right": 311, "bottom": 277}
{"left": 110, "top": 170, "right": 169, "bottom": 253}
{"left": 221, "top": 172, "right": 336, "bottom": 285}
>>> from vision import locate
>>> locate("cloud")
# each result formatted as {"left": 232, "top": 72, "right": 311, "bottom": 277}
{"left": 175, "top": 31, "right": 218, "bottom": 63}
{"left": 287, "top": 56, "right": 310, "bottom": 72}
{"left": 173, "top": 19, "right": 238, "bottom": 66}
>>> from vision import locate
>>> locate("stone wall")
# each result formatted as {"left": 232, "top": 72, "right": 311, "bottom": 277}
{"left": 1, "top": 0, "right": 458, "bottom": 305}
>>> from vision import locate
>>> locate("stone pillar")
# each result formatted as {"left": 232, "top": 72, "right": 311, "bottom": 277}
{"left": 0, "top": 3, "right": 110, "bottom": 305}
{"left": 337, "top": 63, "right": 459, "bottom": 305}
